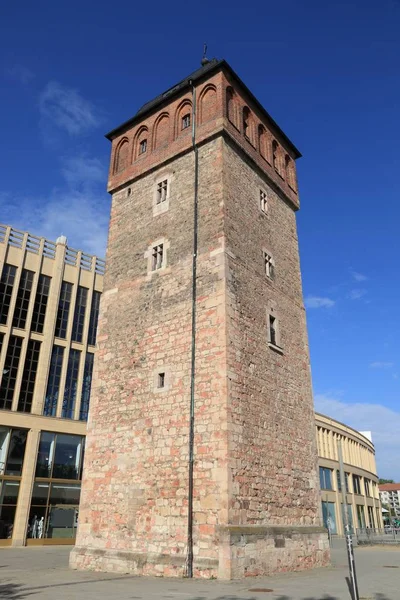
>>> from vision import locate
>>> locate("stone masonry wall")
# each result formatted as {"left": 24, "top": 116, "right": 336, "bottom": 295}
{"left": 71, "top": 137, "right": 229, "bottom": 577}
{"left": 223, "top": 137, "right": 322, "bottom": 529}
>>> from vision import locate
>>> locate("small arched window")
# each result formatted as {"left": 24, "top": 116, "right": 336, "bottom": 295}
{"left": 272, "top": 140, "right": 279, "bottom": 171}
{"left": 139, "top": 139, "right": 147, "bottom": 155}
{"left": 182, "top": 114, "right": 191, "bottom": 130}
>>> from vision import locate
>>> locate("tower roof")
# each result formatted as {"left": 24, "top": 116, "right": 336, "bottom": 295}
{"left": 105, "top": 59, "right": 301, "bottom": 158}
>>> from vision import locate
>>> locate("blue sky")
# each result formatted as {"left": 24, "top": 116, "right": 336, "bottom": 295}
{"left": 2, "top": 0, "right": 400, "bottom": 478}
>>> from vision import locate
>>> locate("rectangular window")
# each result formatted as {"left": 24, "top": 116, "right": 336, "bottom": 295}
{"left": 182, "top": 114, "right": 190, "bottom": 130}
{"left": 52, "top": 433, "right": 83, "bottom": 479}
{"left": 5, "top": 429, "right": 27, "bottom": 476}
{"left": 156, "top": 180, "right": 168, "bottom": 204}
{"left": 55, "top": 282, "right": 73, "bottom": 339}
{"left": 62, "top": 349, "right": 81, "bottom": 419}
{"left": 321, "top": 501, "right": 337, "bottom": 534}
{"left": 269, "top": 315, "right": 277, "bottom": 346}
{"left": 17, "top": 340, "right": 41, "bottom": 413}
{"left": 87, "top": 291, "right": 101, "bottom": 346}
{"left": 356, "top": 504, "right": 366, "bottom": 528}
{"left": 353, "top": 474, "right": 361, "bottom": 495}
{"left": 365, "top": 478, "right": 371, "bottom": 497}
{"left": 336, "top": 470, "right": 350, "bottom": 493}
{"left": 139, "top": 139, "right": 147, "bottom": 154}
{"left": 152, "top": 244, "right": 164, "bottom": 271}
{"left": 0, "top": 336, "right": 23, "bottom": 410}
{"left": 260, "top": 190, "right": 268, "bottom": 213}
{"left": 71, "top": 286, "right": 88, "bottom": 343}
{"left": 31, "top": 275, "right": 51, "bottom": 333}
{"left": 368, "top": 505, "right": 375, "bottom": 528}
{"left": 0, "top": 264, "right": 17, "bottom": 325}
{"left": 79, "top": 353, "right": 94, "bottom": 421}
{"left": 264, "top": 252, "right": 274, "bottom": 279}
{"left": 12, "top": 269, "right": 34, "bottom": 329}
{"left": 157, "top": 372, "right": 165, "bottom": 389}
{"left": 319, "top": 466, "right": 333, "bottom": 490}
{"left": 43, "top": 346, "right": 64, "bottom": 416}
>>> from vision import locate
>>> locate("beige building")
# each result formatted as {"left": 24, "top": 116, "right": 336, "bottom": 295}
{"left": 316, "top": 413, "right": 382, "bottom": 535}
{"left": 0, "top": 223, "right": 104, "bottom": 546}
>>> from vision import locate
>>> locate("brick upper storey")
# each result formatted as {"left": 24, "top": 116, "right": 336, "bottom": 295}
{"left": 106, "top": 59, "right": 301, "bottom": 209}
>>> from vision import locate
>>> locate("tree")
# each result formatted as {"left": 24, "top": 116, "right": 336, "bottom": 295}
{"left": 379, "top": 478, "right": 395, "bottom": 484}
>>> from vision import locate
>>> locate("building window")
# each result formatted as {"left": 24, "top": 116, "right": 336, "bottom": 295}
{"left": 157, "top": 372, "right": 165, "bottom": 389}
{"left": 0, "top": 427, "right": 27, "bottom": 539}
{"left": 367, "top": 505, "right": 375, "bottom": 528}
{"left": 319, "top": 466, "right": 333, "bottom": 490}
{"left": 182, "top": 114, "right": 190, "bottom": 130}
{"left": 321, "top": 501, "right": 337, "bottom": 534}
{"left": 43, "top": 346, "right": 64, "bottom": 417}
{"left": 71, "top": 286, "right": 88, "bottom": 343}
{"left": 79, "top": 353, "right": 94, "bottom": 421}
{"left": 88, "top": 291, "right": 101, "bottom": 347}
{"left": 17, "top": 340, "right": 41, "bottom": 413}
{"left": 364, "top": 478, "right": 371, "bottom": 497}
{"left": 0, "top": 336, "right": 23, "bottom": 410}
{"left": 264, "top": 252, "right": 274, "bottom": 279}
{"left": 336, "top": 470, "right": 350, "bottom": 493}
{"left": 12, "top": 269, "right": 34, "bottom": 329}
{"left": 139, "top": 139, "right": 147, "bottom": 155}
{"left": 31, "top": 275, "right": 51, "bottom": 334}
{"left": 55, "top": 282, "right": 73, "bottom": 339}
{"left": 356, "top": 504, "right": 366, "bottom": 528}
{"left": 29, "top": 432, "right": 84, "bottom": 541}
{"left": 260, "top": 190, "right": 268, "bottom": 213}
{"left": 0, "top": 265, "right": 17, "bottom": 325}
{"left": 353, "top": 474, "right": 361, "bottom": 495}
{"left": 272, "top": 140, "right": 278, "bottom": 171}
{"left": 269, "top": 315, "right": 277, "bottom": 346}
{"left": 152, "top": 244, "right": 164, "bottom": 271}
{"left": 62, "top": 349, "right": 80, "bottom": 419}
{"left": 156, "top": 180, "right": 168, "bottom": 205}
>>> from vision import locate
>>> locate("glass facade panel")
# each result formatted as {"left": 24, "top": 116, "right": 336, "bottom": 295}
{"left": 43, "top": 346, "right": 64, "bottom": 417}
{"left": 353, "top": 474, "right": 361, "bottom": 495}
{"left": 0, "top": 481, "right": 20, "bottom": 505}
{"left": 357, "top": 504, "right": 366, "bottom": 528}
{"left": 71, "top": 286, "right": 88, "bottom": 343}
{"left": 35, "top": 432, "right": 55, "bottom": 478}
{"left": 17, "top": 340, "right": 41, "bottom": 413}
{"left": 0, "top": 504, "right": 18, "bottom": 539}
{"left": 0, "top": 336, "right": 23, "bottom": 410}
{"left": 319, "top": 466, "right": 333, "bottom": 490}
{"left": 79, "top": 353, "right": 94, "bottom": 421}
{"left": 12, "top": 269, "right": 34, "bottom": 329}
{"left": 31, "top": 275, "right": 51, "bottom": 333}
{"left": 5, "top": 429, "right": 27, "bottom": 476}
{"left": 321, "top": 501, "right": 337, "bottom": 534}
{"left": 88, "top": 291, "right": 101, "bottom": 346}
{"left": 368, "top": 505, "right": 375, "bottom": 528}
{"left": 31, "top": 482, "right": 50, "bottom": 506}
{"left": 62, "top": 349, "right": 80, "bottom": 419}
{"left": 0, "top": 264, "right": 17, "bottom": 325}
{"left": 49, "top": 483, "right": 80, "bottom": 505}
{"left": 52, "top": 434, "right": 83, "bottom": 480}
{"left": 55, "top": 282, "right": 72, "bottom": 339}
{"left": 336, "top": 470, "right": 350, "bottom": 493}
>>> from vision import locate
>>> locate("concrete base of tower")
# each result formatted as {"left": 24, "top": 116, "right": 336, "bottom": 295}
{"left": 70, "top": 525, "right": 329, "bottom": 579}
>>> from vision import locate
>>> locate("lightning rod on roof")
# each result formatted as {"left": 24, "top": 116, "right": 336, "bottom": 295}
{"left": 201, "top": 43, "right": 210, "bottom": 66}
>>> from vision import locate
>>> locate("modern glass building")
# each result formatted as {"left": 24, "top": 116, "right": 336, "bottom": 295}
{"left": 0, "top": 224, "right": 104, "bottom": 546}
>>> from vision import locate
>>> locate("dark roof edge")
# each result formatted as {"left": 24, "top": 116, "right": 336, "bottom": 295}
{"left": 105, "top": 59, "right": 301, "bottom": 158}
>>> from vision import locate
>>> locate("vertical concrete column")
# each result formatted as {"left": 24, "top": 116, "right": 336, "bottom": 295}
{"left": 12, "top": 429, "right": 40, "bottom": 547}
{"left": 32, "top": 239, "right": 66, "bottom": 415}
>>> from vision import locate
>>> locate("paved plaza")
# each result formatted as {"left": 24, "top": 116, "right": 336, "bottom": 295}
{"left": 0, "top": 541, "right": 399, "bottom": 599}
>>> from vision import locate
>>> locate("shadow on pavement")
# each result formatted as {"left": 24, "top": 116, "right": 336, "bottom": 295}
{"left": 0, "top": 581, "right": 35, "bottom": 599}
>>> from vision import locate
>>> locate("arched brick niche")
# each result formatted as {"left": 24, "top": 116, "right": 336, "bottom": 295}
{"left": 242, "top": 106, "right": 256, "bottom": 147}
{"left": 114, "top": 137, "right": 129, "bottom": 174}
{"left": 133, "top": 125, "right": 149, "bottom": 160}
{"left": 226, "top": 86, "right": 239, "bottom": 130}
{"left": 199, "top": 84, "right": 217, "bottom": 124}
{"left": 153, "top": 113, "right": 170, "bottom": 150}
{"left": 175, "top": 99, "right": 192, "bottom": 138}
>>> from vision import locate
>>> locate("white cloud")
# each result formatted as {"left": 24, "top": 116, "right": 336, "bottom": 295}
{"left": 6, "top": 65, "right": 35, "bottom": 85}
{"left": 369, "top": 361, "right": 394, "bottom": 369}
{"left": 348, "top": 288, "right": 367, "bottom": 300}
{"left": 0, "top": 155, "right": 109, "bottom": 257}
{"left": 39, "top": 81, "right": 102, "bottom": 136}
{"left": 315, "top": 393, "right": 400, "bottom": 480}
{"left": 304, "top": 296, "right": 335, "bottom": 309}
{"left": 351, "top": 270, "right": 368, "bottom": 282}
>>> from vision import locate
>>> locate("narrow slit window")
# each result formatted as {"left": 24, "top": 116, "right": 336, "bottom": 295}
{"left": 182, "top": 114, "right": 191, "bottom": 130}
{"left": 272, "top": 140, "right": 278, "bottom": 171}
{"left": 157, "top": 372, "right": 165, "bottom": 389}
{"left": 152, "top": 244, "right": 164, "bottom": 271}
{"left": 269, "top": 315, "right": 277, "bottom": 346}
{"left": 139, "top": 139, "right": 147, "bottom": 155}
{"left": 260, "top": 190, "right": 268, "bottom": 213}
{"left": 264, "top": 252, "right": 274, "bottom": 279}
{"left": 156, "top": 180, "right": 168, "bottom": 204}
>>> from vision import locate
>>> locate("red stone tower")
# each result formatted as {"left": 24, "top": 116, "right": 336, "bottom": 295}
{"left": 70, "top": 59, "right": 329, "bottom": 578}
